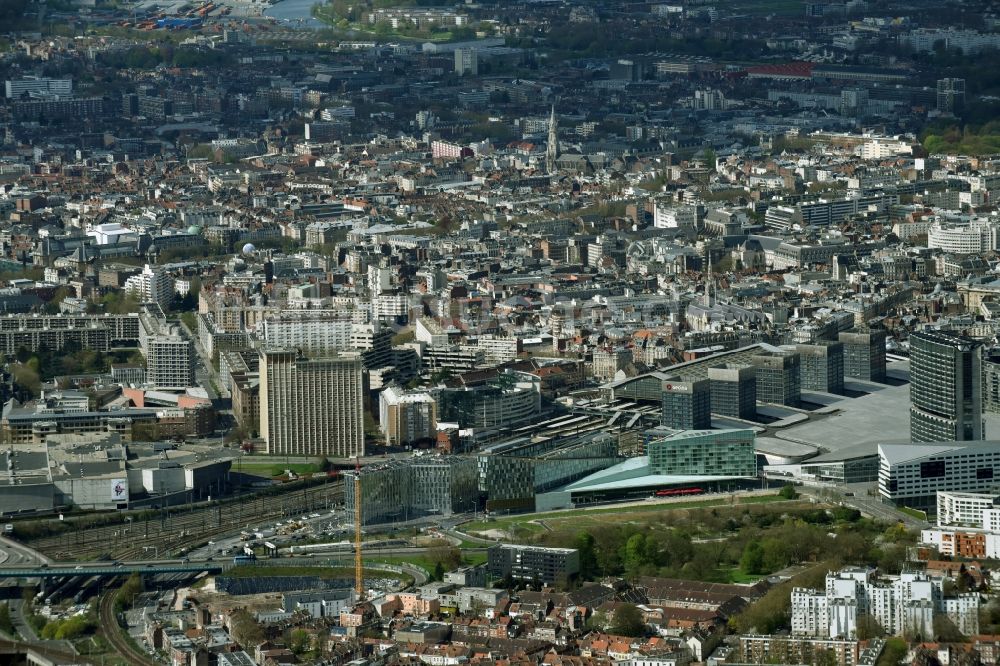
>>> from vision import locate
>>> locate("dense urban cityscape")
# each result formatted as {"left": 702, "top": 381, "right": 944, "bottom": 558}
{"left": 0, "top": 0, "right": 999, "bottom": 663}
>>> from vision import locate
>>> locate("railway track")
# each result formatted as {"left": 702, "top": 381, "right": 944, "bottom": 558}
{"left": 98, "top": 582, "right": 156, "bottom": 666}
{"left": 25, "top": 481, "right": 343, "bottom": 561}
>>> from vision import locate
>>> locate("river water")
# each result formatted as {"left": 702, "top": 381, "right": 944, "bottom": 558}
{"left": 262, "top": 0, "right": 325, "bottom": 29}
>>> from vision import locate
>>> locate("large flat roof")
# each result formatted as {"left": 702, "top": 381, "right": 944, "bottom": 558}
{"left": 559, "top": 456, "right": 751, "bottom": 493}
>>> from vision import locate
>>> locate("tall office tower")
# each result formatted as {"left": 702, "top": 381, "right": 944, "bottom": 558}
{"left": 840, "top": 329, "right": 887, "bottom": 382}
{"left": 454, "top": 48, "right": 478, "bottom": 76}
{"left": 910, "top": 330, "right": 983, "bottom": 443}
{"left": 983, "top": 350, "right": 1000, "bottom": 413}
{"left": 708, "top": 366, "right": 756, "bottom": 419}
{"left": 144, "top": 335, "right": 196, "bottom": 388}
{"left": 259, "top": 348, "right": 364, "bottom": 457}
{"left": 661, "top": 378, "right": 712, "bottom": 430}
{"left": 751, "top": 350, "right": 801, "bottom": 407}
{"left": 797, "top": 340, "right": 844, "bottom": 393}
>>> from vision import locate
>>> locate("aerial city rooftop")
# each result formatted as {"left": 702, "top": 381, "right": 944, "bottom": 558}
{"left": 1, "top": 0, "right": 1000, "bottom": 663}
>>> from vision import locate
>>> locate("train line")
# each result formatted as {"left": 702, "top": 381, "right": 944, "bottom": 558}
{"left": 98, "top": 582, "right": 157, "bottom": 666}
{"left": 23, "top": 481, "right": 343, "bottom": 561}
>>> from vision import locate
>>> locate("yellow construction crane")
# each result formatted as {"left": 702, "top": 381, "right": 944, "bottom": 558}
{"left": 354, "top": 456, "right": 364, "bottom": 602}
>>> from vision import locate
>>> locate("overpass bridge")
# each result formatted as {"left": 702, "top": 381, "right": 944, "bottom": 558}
{"left": 0, "top": 559, "right": 225, "bottom": 579}
{"left": 0, "top": 638, "right": 92, "bottom": 665}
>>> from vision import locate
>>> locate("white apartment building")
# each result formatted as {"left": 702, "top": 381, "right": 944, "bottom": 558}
{"left": 901, "top": 28, "right": 1000, "bottom": 55}
{"left": 937, "top": 491, "right": 1000, "bottom": 528}
{"left": 138, "top": 311, "right": 196, "bottom": 389}
{"left": 5, "top": 76, "right": 72, "bottom": 99}
{"left": 144, "top": 335, "right": 196, "bottom": 389}
{"left": 259, "top": 315, "right": 356, "bottom": 352}
{"left": 860, "top": 137, "right": 913, "bottom": 160}
{"left": 791, "top": 568, "right": 979, "bottom": 639}
{"left": 654, "top": 204, "right": 698, "bottom": 230}
{"left": 415, "top": 317, "right": 450, "bottom": 347}
{"left": 468, "top": 334, "right": 521, "bottom": 365}
{"left": 927, "top": 219, "right": 999, "bottom": 255}
{"left": 379, "top": 384, "right": 437, "bottom": 446}
{"left": 125, "top": 264, "right": 173, "bottom": 308}
{"left": 920, "top": 491, "right": 1000, "bottom": 559}
{"left": 373, "top": 293, "right": 411, "bottom": 320}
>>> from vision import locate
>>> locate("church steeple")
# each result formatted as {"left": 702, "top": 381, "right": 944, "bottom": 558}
{"left": 545, "top": 103, "right": 559, "bottom": 174}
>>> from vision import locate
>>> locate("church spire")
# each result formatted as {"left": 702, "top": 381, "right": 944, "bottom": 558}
{"left": 546, "top": 103, "right": 558, "bottom": 174}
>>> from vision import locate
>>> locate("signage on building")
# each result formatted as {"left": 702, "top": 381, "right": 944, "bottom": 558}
{"left": 110, "top": 479, "right": 128, "bottom": 502}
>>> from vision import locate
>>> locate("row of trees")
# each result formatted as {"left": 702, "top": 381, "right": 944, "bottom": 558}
{"left": 10, "top": 343, "right": 144, "bottom": 399}
{"left": 921, "top": 121, "right": 1000, "bottom": 156}
{"left": 98, "top": 45, "right": 234, "bottom": 70}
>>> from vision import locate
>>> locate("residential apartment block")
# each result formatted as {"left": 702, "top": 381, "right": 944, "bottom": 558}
{"left": 791, "top": 568, "right": 978, "bottom": 639}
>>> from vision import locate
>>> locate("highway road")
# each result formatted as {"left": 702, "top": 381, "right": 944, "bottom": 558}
{"left": 0, "top": 537, "right": 51, "bottom": 641}
{"left": 8, "top": 600, "right": 37, "bottom": 642}
{"left": 0, "top": 536, "right": 51, "bottom": 567}
{"left": 798, "top": 482, "right": 929, "bottom": 529}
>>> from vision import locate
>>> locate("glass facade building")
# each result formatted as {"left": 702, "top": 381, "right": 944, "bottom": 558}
{"left": 909, "top": 330, "right": 983, "bottom": 443}
{"left": 345, "top": 455, "right": 478, "bottom": 524}
{"left": 647, "top": 429, "right": 757, "bottom": 477}
{"left": 661, "top": 378, "right": 711, "bottom": 429}
{"left": 477, "top": 432, "right": 621, "bottom": 512}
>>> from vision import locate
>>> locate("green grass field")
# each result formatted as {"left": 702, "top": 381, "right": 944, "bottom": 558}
{"left": 725, "top": 567, "right": 764, "bottom": 584}
{"left": 898, "top": 506, "right": 928, "bottom": 521}
{"left": 463, "top": 494, "right": 789, "bottom": 536}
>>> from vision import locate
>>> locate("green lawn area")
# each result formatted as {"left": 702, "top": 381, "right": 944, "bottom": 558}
{"left": 898, "top": 506, "right": 928, "bottom": 521}
{"left": 311, "top": 6, "right": 460, "bottom": 43}
{"left": 463, "top": 494, "right": 789, "bottom": 535}
{"left": 725, "top": 567, "right": 764, "bottom": 584}
{"left": 368, "top": 550, "right": 486, "bottom": 573}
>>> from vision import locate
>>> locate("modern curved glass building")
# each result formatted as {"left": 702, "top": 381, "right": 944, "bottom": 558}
{"left": 909, "top": 330, "right": 982, "bottom": 443}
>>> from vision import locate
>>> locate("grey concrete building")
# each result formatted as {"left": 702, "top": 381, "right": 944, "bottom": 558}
{"left": 751, "top": 350, "right": 801, "bottom": 406}
{"left": 840, "top": 329, "right": 887, "bottom": 382}
{"left": 708, "top": 365, "right": 756, "bottom": 419}
{"left": 259, "top": 349, "right": 364, "bottom": 457}
{"left": 983, "top": 350, "right": 1000, "bottom": 414}
{"left": 487, "top": 544, "right": 580, "bottom": 586}
{"left": 797, "top": 340, "right": 844, "bottom": 393}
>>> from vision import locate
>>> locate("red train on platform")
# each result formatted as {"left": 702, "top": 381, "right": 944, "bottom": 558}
{"left": 653, "top": 487, "right": 704, "bottom": 497}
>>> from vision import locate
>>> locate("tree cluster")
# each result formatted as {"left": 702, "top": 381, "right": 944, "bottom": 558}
{"left": 546, "top": 504, "right": 877, "bottom": 585}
